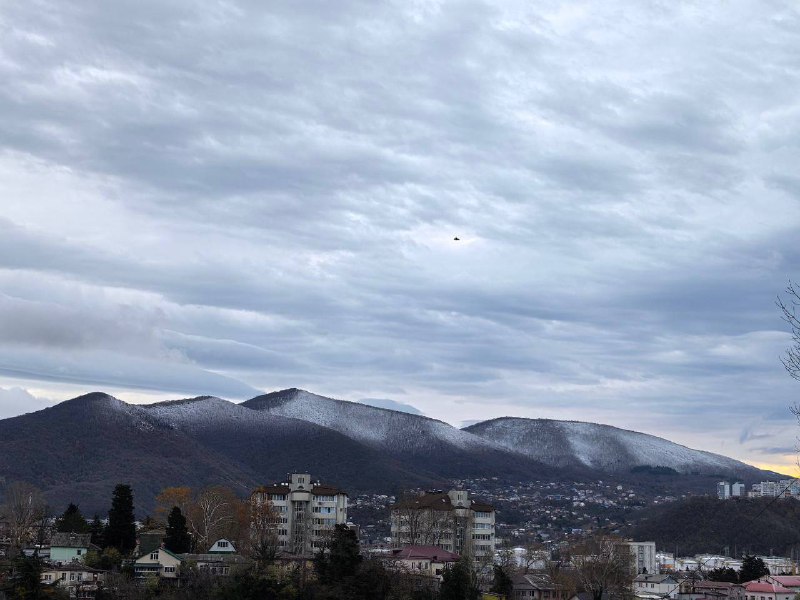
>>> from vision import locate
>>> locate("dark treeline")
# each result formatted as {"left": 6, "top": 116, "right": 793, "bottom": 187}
{"left": 628, "top": 496, "right": 800, "bottom": 556}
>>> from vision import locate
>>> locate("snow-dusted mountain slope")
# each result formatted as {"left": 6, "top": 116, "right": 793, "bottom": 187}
{"left": 242, "top": 388, "right": 500, "bottom": 453}
{"left": 464, "top": 417, "right": 758, "bottom": 475}
{"left": 141, "top": 395, "right": 440, "bottom": 491}
{"left": 0, "top": 392, "right": 259, "bottom": 513}
{"left": 241, "top": 389, "right": 560, "bottom": 480}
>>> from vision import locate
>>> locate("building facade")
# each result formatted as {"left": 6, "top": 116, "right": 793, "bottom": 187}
{"left": 390, "top": 489, "right": 496, "bottom": 560}
{"left": 624, "top": 541, "right": 657, "bottom": 575}
{"left": 250, "top": 473, "right": 348, "bottom": 557}
{"left": 50, "top": 533, "right": 92, "bottom": 564}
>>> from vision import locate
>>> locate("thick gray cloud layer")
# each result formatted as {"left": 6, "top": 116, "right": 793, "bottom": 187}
{"left": 1, "top": 0, "right": 799, "bottom": 470}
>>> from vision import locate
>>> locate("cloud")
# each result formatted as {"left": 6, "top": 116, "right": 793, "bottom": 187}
{"left": 359, "top": 398, "right": 424, "bottom": 416}
{"left": 0, "top": 387, "right": 53, "bottom": 419}
{"left": 0, "top": 0, "right": 798, "bottom": 468}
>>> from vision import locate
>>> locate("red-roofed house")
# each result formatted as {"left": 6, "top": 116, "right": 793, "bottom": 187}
{"left": 388, "top": 545, "right": 460, "bottom": 580}
{"left": 766, "top": 577, "right": 800, "bottom": 591}
{"left": 743, "top": 580, "right": 794, "bottom": 600}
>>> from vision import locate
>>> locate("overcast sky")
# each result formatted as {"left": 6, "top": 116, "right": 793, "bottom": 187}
{"left": 1, "top": 0, "right": 800, "bottom": 474}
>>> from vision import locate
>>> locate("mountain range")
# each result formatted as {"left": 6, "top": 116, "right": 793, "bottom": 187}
{"left": 0, "top": 388, "right": 771, "bottom": 514}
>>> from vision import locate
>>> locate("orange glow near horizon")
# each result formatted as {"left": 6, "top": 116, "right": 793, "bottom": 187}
{"left": 746, "top": 461, "right": 800, "bottom": 477}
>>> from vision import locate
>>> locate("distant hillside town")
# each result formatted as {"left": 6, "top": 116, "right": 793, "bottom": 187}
{"left": 3, "top": 471, "right": 800, "bottom": 600}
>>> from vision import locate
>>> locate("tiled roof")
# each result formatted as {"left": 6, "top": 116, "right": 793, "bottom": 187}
{"left": 745, "top": 581, "right": 793, "bottom": 594}
{"left": 390, "top": 545, "right": 459, "bottom": 562}
{"left": 392, "top": 493, "right": 494, "bottom": 513}
{"left": 251, "top": 483, "right": 346, "bottom": 496}
{"left": 770, "top": 577, "right": 800, "bottom": 588}
{"left": 50, "top": 533, "right": 91, "bottom": 548}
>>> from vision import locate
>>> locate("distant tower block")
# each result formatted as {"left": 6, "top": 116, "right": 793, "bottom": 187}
{"left": 717, "top": 481, "right": 731, "bottom": 500}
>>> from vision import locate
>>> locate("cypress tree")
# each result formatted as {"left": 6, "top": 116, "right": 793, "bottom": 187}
{"left": 89, "top": 514, "right": 105, "bottom": 548}
{"left": 106, "top": 484, "right": 136, "bottom": 555}
{"left": 56, "top": 503, "right": 90, "bottom": 533}
{"left": 164, "top": 507, "right": 191, "bottom": 554}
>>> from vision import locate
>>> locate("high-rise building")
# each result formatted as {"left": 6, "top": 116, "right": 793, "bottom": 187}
{"left": 731, "top": 482, "right": 745, "bottom": 497}
{"left": 717, "top": 482, "right": 730, "bottom": 500}
{"left": 250, "top": 473, "right": 348, "bottom": 556}
{"left": 390, "top": 489, "right": 495, "bottom": 560}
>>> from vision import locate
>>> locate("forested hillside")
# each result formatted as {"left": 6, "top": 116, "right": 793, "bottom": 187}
{"left": 628, "top": 496, "right": 800, "bottom": 556}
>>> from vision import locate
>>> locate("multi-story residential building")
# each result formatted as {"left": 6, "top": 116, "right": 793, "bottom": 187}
{"left": 623, "top": 541, "right": 657, "bottom": 575}
{"left": 250, "top": 473, "right": 348, "bottom": 557}
{"left": 731, "top": 482, "right": 745, "bottom": 497}
{"left": 390, "top": 489, "right": 496, "bottom": 560}
{"left": 751, "top": 480, "right": 800, "bottom": 498}
{"left": 717, "top": 482, "right": 731, "bottom": 500}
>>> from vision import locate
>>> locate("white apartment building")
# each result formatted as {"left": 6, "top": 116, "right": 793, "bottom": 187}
{"left": 718, "top": 482, "right": 731, "bottom": 500}
{"left": 751, "top": 480, "right": 800, "bottom": 498}
{"left": 390, "top": 489, "right": 496, "bottom": 560}
{"left": 624, "top": 541, "right": 657, "bottom": 575}
{"left": 250, "top": 473, "right": 348, "bottom": 556}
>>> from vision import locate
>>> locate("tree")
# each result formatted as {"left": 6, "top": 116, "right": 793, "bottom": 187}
{"left": 89, "top": 514, "right": 105, "bottom": 548}
{"left": 0, "top": 482, "right": 47, "bottom": 554}
{"left": 315, "top": 524, "right": 362, "bottom": 585}
{"left": 491, "top": 564, "right": 515, "bottom": 598}
{"left": 440, "top": 556, "right": 480, "bottom": 600}
{"left": 164, "top": 507, "right": 191, "bottom": 554}
{"left": 248, "top": 494, "right": 281, "bottom": 565}
{"left": 739, "top": 555, "right": 769, "bottom": 583}
{"left": 154, "top": 487, "right": 192, "bottom": 524}
{"left": 568, "top": 536, "right": 634, "bottom": 600}
{"left": 779, "top": 281, "right": 800, "bottom": 382}
{"left": 55, "top": 503, "right": 90, "bottom": 533}
{"left": 106, "top": 484, "right": 136, "bottom": 555}
{"left": 707, "top": 567, "right": 739, "bottom": 583}
{"left": 189, "top": 486, "right": 240, "bottom": 552}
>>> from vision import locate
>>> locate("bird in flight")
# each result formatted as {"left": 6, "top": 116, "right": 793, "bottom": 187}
{"left": 453, "top": 236, "right": 460, "bottom": 241}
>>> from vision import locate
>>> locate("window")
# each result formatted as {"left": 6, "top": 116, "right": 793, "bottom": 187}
{"left": 218, "top": 541, "right": 229, "bottom": 548}
{"left": 316, "top": 495, "right": 336, "bottom": 502}
{"left": 164, "top": 566, "right": 176, "bottom": 573}
{"left": 150, "top": 552, "right": 159, "bottom": 560}
{"left": 271, "top": 494, "right": 286, "bottom": 501}
{"left": 70, "top": 573, "right": 76, "bottom": 581}
{"left": 77, "top": 549, "right": 82, "bottom": 555}
{"left": 61, "top": 573, "right": 66, "bottom": 580}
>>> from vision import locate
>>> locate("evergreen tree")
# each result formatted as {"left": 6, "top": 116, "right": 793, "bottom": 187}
{"left": 708, "top": 567, "right": 739, "bottom": 583}
{"left": 440, "top": 556, "right": 480, "bottom": 600}
{"left": 55, "top": 503, "right": 90, "bottom": 533}
{"left": 164, "top": 507, "right": 191, "bottom": 554}
{"left": 105, "top": 484, "right": 136, "bottom": 555}
{"left": 739, "top": 555, "right": 769, "bottom": 583}
{"left": 490, "top": 564, "right": 515, "bottom": 598}
{"left": 314, "top": 524, "right": 362, "bottom": 585}
{"left": 89, "top": 514, "right": 105, "bottom": 548}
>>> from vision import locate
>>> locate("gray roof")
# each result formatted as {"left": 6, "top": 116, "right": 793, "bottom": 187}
{"left": 51, "top": 533, "right": 91, "bottom": 548}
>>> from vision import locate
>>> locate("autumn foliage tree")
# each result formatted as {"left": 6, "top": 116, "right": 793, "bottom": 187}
{"left": 0, "top": 482, "right": 47, "bottom": 554}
